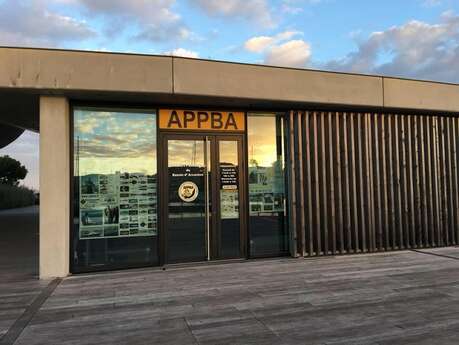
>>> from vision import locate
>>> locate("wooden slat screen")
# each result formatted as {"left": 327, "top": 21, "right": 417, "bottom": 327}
{"left": 289, "top": 111, "right": 459, "bottom": 256}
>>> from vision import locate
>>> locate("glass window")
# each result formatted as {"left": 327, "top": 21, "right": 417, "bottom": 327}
{"left": 72, "top": 107, "right": 158, "bottom": 272}
{"left": 247, "top": 113, "right": 288, "bottom": 256}
{"left": 219, "top": 140, "right": 240, "bottom": 258}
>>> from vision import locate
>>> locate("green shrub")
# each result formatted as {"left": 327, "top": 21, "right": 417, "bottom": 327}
{"left": 0, "top": 184, "right": 36, "bottom": 209}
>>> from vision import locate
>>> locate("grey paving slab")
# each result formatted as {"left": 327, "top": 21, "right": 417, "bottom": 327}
{"left": 1, "top": 208, "right": 459, "bottom": 345}
{"left": 0, "top": 206, "right": 49, "bottom": 343}
{"left": 7, "top": 248, "right": 459, "bottom": 345}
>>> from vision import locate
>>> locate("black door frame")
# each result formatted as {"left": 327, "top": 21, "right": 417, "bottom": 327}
{"left": 158, "top": 131, "right": 247, "bottom": 265}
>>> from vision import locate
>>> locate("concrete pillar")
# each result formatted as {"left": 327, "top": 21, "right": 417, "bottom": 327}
{"left": 39, "top": 96, "right": 70, "bottom": 278}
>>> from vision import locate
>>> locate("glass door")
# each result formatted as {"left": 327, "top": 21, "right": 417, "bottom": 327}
{"left": 164, "top": 134, "right": 245, "bottom": 264}
{"left": 216, "top": 138, "right": 243, "bottom": 258}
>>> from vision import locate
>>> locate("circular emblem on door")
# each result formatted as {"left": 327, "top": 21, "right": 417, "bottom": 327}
{"left": 178, "top": 181, "right": 199, "bottom": 202}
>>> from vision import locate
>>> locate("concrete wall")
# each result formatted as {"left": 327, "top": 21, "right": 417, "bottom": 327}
{"left": 173, "top": 58, "right": 383, "bottom": 107}
{"left": 39, "top": 96, "right": 70, "bottom": 278}
{"left": 0, "top": 48, "right": 172, "bottom": 94}
{"left": 384, "top": 77, "right": 459, "bottom": 113}
{"left": 2, "top": 47, "right": 459, "bottom": 113}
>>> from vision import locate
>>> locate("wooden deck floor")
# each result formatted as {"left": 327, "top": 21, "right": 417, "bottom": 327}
{"left": 1, "top": 247, "right": 458, "bottom": 345}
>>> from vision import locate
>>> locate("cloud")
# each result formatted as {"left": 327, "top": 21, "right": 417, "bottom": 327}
{"left": 324, "top": 13, "right": 459, "bottom": 82}
{"left": 245, "top": 31, "right": 300, "bottom": 52}
{"left": 422, "top": 0, "right": 442, "bottom": 7}
{"left": 59, "top": 0, "right": 190, "bottom": 43}
{"left": 191, "top": 0, "right": 274, "bottom": 28}
{"left": 162, "top": 48, "right": 199, "bottom": 58}
{"left": 244, "top": 31, "right": 311, "bottom": 67}
{"left": 280, "top": 0, "right": 323, "bottom": 15}
{"left": 265, "top": 40, "right": 311, "bottom": 67}
{"left": 0, "top": 0, "right": 95, "bottom": 47}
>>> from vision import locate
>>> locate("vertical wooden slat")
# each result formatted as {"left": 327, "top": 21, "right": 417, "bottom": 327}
{"left": 439, "top": 116, "right": 449, "bottom": 246}
{"left": 373, "top": 114, "right": 382, "bottom": 250}
{"left": 365, "top": 113, "right": 375, "bottom": 251}
{"left": 288, "top": 110, "right": 298, "bottom": 255}
{"left": 356, "top": 113, "right": 366, "bottom": 252}
{"left": 451, "top": 118, "right": 459, "bottom": 245}
{"left": 312, "top": 112, "right": 322, "bottom": 254}
{"left": 413, "top": 116, "right": 422, "bottom": 247}
{"left": 304, "top": 112, "right": 314, "bottom": 256}
{"left": 349, "top": 113, "right": 359, "bottom": 252}
{"left": 445, "top": 117, "right": 455, "bottom": 245}
{"left": 320, "top": 112, "right": 329, "bottom": 254}
{"left": 387, "top": 114, "right": 396, "bottom": 249}
{"left": 400, "top": 115, "right": 409, "bottom": 248}
{"left": 406, "top": 115, "right": 416, "bottom": 248}
{"left": 296, "top": 112, "right": 306, "bottom": 255}
{"left": 342, "top": 113, "right": 352, "bottom": 253}
{"left": 419, "top": 116, "right": 428, "bottom": 247}
{"left": 394, "top": 115, "right": 404, "bottom": 249}
{"left": 425, "top": 116, "right": 435, "bottom": 246}
{"left": 380, "top": 114, "right": 390, "bottom": 250}
{"left": 432, "top": 117, "right": 442, "bottom": 246}
{"left": 335, "top": 113, "right": 344, "bottom": 254}
{"left": 328, "top": 112, "right": 337, "bottom": 254}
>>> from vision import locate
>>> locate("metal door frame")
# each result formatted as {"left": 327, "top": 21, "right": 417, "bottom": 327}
{"left": 158, "top": 131, "right": 247, "bottom": 265}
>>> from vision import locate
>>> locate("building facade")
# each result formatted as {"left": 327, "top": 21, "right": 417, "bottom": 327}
{"left": 1, "top": 47, "right": 459, "bottom": 278}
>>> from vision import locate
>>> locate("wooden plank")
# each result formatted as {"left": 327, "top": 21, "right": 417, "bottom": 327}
{"left": 394, "top": 114, "right": 403, "bottom": 249}
{"left": 413, "top": 115, "right": 422, "bottom": 247}
{"left": 304, "top": 112, "right": 314, "bottom": 256}
{"left": 380, "top": 114, "right": 390, "bottom": 250}
{"left": 440, "top": 117, "right": 450, "bottom": 246}
{"left": 328, "top": 112, "right": 337, "bottom": 255}
{"left": 342, "top": 113, "right": 352, "bottom": 253}
{"left": 296, "top": 112, "right": 306, "bottom": 256}
{"left": 387, "top": 114, "right": 397, "bottom": 249}
{"left": 335, "top": 113, "right": 344, "bottom": 254}
{"left": 400, "top": 115, "right": 409, "bottom": 248}
{"left": 432, "top": 117, "right": 443, "bottom": 246}
{"left": 451, "top": 118, "right": 459, "bottom": 245}
{"left": 445, "top": 117, "right": 455, "bottom": 245}
{"left": 312, "top": 112, "right": 322, "bottom": 254}
{"left": 425, "top": 116, "right": 435, "bottom": 246}
{"left": 419, "top": 116, "right": 429, "bottom": 247}
{"left": 365, "top": 113, "right": 375, "bottom": 251}
{"left": 357, "top": 113, "right": 367, "bottom": 252}
{"left": 320, "top": 112, "right": 329, "bottom": 255}
{"left": 288, "top": 110, "right": 298, "bottom": 256}
{"left": 349, "top": 112, "right": 360, "bottom": 252}
{"left": 372, "top": 114, "right": 383, "bottom": 251}
{"left": 406, "top": 115, "right": 416, "bottom": 248}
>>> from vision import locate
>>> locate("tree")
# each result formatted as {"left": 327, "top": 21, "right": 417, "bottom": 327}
{"left": 0, "top": 155, "right": 28, "bottom": 186}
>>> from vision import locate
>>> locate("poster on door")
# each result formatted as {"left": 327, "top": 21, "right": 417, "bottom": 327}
{"left": 220, "top": 164, "right": 239, "bottom": 219}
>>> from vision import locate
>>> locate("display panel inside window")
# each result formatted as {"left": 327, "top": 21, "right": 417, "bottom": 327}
{"left": 73, "top": 107, "right": 158, "bottom": 272}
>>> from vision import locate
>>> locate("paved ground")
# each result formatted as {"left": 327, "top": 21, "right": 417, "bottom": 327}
{"left": 0, "top": 206, "right": 51, "bottom": 344}
{"left": 2, "top": 207, "right": 459, "bottom": 344}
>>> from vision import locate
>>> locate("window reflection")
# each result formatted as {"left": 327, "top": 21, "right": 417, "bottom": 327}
{"left": 73, "top": 108, "right": 157, "bottom": 272}
{"left": 248, "top": 114, "right": 288, "bottom": 256}
{"left": 167, "top": 139, "right": 207, "bottom": 262}
{"left": 219, "top": 140, "right": 240, "bottom": 258}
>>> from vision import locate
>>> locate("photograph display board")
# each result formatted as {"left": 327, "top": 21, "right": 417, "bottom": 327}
{"left": 79, "top": 172, "right": 157, "bottom": 239}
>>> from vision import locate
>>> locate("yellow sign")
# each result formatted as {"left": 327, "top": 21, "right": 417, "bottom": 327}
{"left": 159, "top": 109, "right": 245, "bottom": 131}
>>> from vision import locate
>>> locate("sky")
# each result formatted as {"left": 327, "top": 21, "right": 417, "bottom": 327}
{"left": 1, "top": 0, "right": 459, "bottom": 190}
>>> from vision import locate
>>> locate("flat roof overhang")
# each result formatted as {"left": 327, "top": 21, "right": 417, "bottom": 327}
{"left": 2, "top": 46, "right": 459, "bottom": 135}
